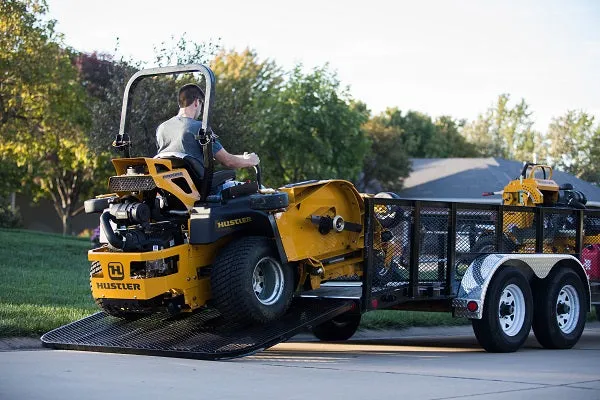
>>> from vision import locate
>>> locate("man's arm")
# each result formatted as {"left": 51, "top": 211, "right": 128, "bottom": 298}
{"left": 214, "top": 148, "right": 260, "bottom": 169}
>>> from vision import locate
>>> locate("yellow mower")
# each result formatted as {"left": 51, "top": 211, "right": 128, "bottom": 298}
{"left": 85, "top": 64, "right": 370, "bottom": 324}
{"left": 478, "top": 162, "right": 600, "bottom": 254}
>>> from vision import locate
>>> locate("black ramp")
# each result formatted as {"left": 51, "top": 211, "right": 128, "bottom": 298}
{"left": 41, "top": 298, "right": 354, "bottom": 360}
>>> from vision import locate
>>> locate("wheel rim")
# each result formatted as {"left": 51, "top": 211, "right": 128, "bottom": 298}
{"left": 556, "top": 284, "right": 580, "bottom": 334}
{"left": 252, "top": 257, "right": 284, "bottom": 306}
{"left": 498, "top": 283, "right": 526, "bottom": 336}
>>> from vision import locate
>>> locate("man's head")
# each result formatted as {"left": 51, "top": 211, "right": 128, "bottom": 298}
{"left": 178, "top": 83, "right": 205, "bottom": 119}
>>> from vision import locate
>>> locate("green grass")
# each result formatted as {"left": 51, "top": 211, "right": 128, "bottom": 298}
{"left": 361, "top": 310, "right": 470, "bottom": 330}
{"left": 0, "top": 229, "right": 96, "bottom": 337}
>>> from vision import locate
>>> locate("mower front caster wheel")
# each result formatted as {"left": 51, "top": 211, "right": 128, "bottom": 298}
{"left": 312, "top": 312, "right": 361, "bottom": 341}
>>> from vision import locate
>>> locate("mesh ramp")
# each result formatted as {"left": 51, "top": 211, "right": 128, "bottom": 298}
{"left": 41, "top": 298, "right": 354, "bottom": 360}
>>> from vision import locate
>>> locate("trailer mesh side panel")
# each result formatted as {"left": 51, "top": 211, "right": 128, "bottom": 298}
{"left": 363, "top": 199, "right": 599, "bottom": 310}
{"left": 371, "top": 203, "right": 412, "bottom": 288}
{"left": 543, "top": 209, "right": 577, "bottom": 253}
{"left": 41, "top": 298, "right": 354, "bottom": 360}
{"left": 419, "top": 207, "right": 449, "bottom": 282}
{"left": 584, "top": 213, "right": 600, "bottom": 245}
{"left": 455, "top": 207, "right": 497, "bottom": 277}
{"left": 502, "top": 209, "right": 536, "bottom": 253}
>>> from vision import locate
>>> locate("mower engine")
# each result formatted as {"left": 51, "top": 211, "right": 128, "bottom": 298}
{"left": 90, "top": 197, "right": 184, "bottom": 252}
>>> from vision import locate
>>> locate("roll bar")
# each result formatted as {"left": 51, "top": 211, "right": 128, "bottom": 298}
{"left": 114, "top": 64, "right": 216, "bottom": 202}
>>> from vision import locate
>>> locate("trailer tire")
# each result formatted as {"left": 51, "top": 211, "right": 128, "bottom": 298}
{"left": 472, "top": 266, "right": 533, "bottom": 352}
{"left": 532, "top": 269, "right": 586, "bottom": 349}
{"left": 89, "top": 262, "right": 140, "bottom": 320}
{"left": 211, "top": 236, "right": 293, "bottom": 325}
{"left": 311, "top": 312, "right": 361, "bottom": 341}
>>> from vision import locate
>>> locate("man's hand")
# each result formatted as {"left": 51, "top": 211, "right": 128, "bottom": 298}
{"left": 243, "top": 152, "right": 260, "bottom": 166}
{"left": 215, "top": 148, "right": 260, "bottom": 169}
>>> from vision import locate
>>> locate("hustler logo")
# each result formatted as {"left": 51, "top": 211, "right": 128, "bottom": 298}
{"left": 96, "top": 282, "right": 141, "bottom": 291}
{"left": 216, "top": 217, "right": 252, "bottom": 229}
{"left": 108, "top": 262, "right": 125, "bottom": 280}
{"left": 163, "top": 172, "right": 184, "bottom": 179}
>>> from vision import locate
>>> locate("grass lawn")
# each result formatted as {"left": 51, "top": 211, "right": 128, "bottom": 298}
{"left": 0, "top": 229, "right": 96, "bottom": 337}
{"left": 0, "top": 229, "right": 596, "bottom": 337}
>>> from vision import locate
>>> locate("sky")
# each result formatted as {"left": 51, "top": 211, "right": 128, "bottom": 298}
{"left": 45, "top": 0, "right": 600, "bottom": 131}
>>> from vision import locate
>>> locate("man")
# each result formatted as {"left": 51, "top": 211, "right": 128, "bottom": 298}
{"left": 156, "top": 83, "right": 259, "bottom": 177}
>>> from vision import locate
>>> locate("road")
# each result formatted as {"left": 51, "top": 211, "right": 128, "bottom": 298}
{"left": 1, "top": 323, "right": 599, "bottom": 400}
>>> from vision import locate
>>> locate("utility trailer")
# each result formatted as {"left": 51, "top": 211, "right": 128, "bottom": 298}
{"left": 43, "top": 197, "right": 600, "bottom": 357}
{"left": 360, "top": 198, "right": 600, "bottom": 352}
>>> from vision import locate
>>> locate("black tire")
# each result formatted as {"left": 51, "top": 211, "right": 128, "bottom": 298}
{"left": 89, "top": 261, "right": 140, "bottom": 320}
{"left": 312, "top": 312, "right": 361, "bottom": 341}
{"left": 532, "top": 269, "right": 587, "bottom": 349}
{"left": 472, "top": 266, "right": 533, "bottom": 353}
{"left": 374, "top": 192, "right": 403, "bottom": 229}
{"left": 211, "top": 236, "right": 294, "bottom": 324}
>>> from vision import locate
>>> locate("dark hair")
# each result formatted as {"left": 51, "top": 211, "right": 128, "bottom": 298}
{"left": 178, "top": 84, "right": 205, "bottom": 107}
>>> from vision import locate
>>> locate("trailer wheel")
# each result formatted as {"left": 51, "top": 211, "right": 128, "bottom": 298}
{"left": 211, "top": 236, "right": 293, "bottom": 324}
{"left": 532, "top": 269, "right": 586, "bottom": 349}
{"left": 89, "top": 262, "right": 140, "bottom": 320}
{"left": 311, "top": 312, "right": 361, "bottom": 341}
{"left": 472, "top": 266, "right": 533, "bottom": 352}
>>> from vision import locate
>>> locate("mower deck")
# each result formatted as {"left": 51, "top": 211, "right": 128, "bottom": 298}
{"left": 41, "top": 298, "right": 355, "bottom": 360}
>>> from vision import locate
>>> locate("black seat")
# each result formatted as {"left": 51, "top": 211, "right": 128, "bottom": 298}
{"left": 163, "top": 156, "right": 235, "bottom": 192}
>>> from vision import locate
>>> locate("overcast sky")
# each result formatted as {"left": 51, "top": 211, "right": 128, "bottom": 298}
{"left": 46, "top": 0, "right": 600, "bottom": 130}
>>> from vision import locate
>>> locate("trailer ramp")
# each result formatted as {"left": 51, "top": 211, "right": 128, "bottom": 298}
{"left": 41, "top": 298, "right": 354, "bottom": 360}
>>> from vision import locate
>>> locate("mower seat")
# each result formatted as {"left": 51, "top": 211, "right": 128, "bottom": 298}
{"left": 158, "top": 155, "right": 235, "bottom": 192}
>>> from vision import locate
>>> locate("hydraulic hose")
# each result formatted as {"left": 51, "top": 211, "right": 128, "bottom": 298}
{"left": 100, "top": 211, "right": 125, "bottom": 249}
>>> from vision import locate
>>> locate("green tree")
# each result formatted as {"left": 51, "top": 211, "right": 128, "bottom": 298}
{"left": 429, "top": 116, "right": 478, "bottom": 157}
{"left": 540, "top": 111, "right": 600, "bottom": 184}
{"left": 461, "top": 94, "right": 538, "bottom": 161}
{"left": 257, "top": 66, "right": 369, "bottom": 187}
{"left": 0, "top": 0, "right": 107, "bottom": 234}
{"left": 210, "top": 49, "right": 283, "bottom": 155}
{"left": 359, "top": 112, "right": 410, "bottom": 192}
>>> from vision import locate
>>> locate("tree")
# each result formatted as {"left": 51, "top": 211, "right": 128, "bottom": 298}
{"left": 210, "top": 49, "right": 283, "bottom": 155}
{"left": 461, "top": 94, "right": 538, "bottom": 161}
{"left": 256, "top": 65, "right": 369, "bottom": 187}
{"left": 358, "top": 111, "right": 410, "bottom": 193}
{"left": 540, "top": 111, "right": 600, "bottom": 184}
{"left": 430, "top": 116, "right": 478, "bottom": 158}
{"left": 0, "top": 0, "right": 107, "bottom": 234}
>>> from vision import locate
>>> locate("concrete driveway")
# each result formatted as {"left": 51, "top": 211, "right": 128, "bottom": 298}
{"left": 1, "top": 322, "right": 599, "bottom": 400}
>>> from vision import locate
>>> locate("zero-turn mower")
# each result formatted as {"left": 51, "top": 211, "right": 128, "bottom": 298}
{"left": 84, "top": 64, "right": 371, "bottom": 325}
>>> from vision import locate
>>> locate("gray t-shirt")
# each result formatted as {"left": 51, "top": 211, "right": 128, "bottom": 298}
{"left": 156, "top": 116, "right": 223, "bottom": 163}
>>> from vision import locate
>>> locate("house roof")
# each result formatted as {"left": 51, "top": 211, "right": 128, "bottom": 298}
{"left": 398, "top": 158, "right": 600, "bottom": 205}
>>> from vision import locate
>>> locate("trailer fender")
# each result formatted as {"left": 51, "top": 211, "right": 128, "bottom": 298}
{"left": 453, "top": 254, "right": 590, "bottom": 319}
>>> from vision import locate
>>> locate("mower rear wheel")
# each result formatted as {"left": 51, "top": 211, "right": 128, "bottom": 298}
{"left": 211, "top": 236, "right": 294, "bottom": 324}
{"left": 311, "top": 312, "right": 361, "bottom": 341}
